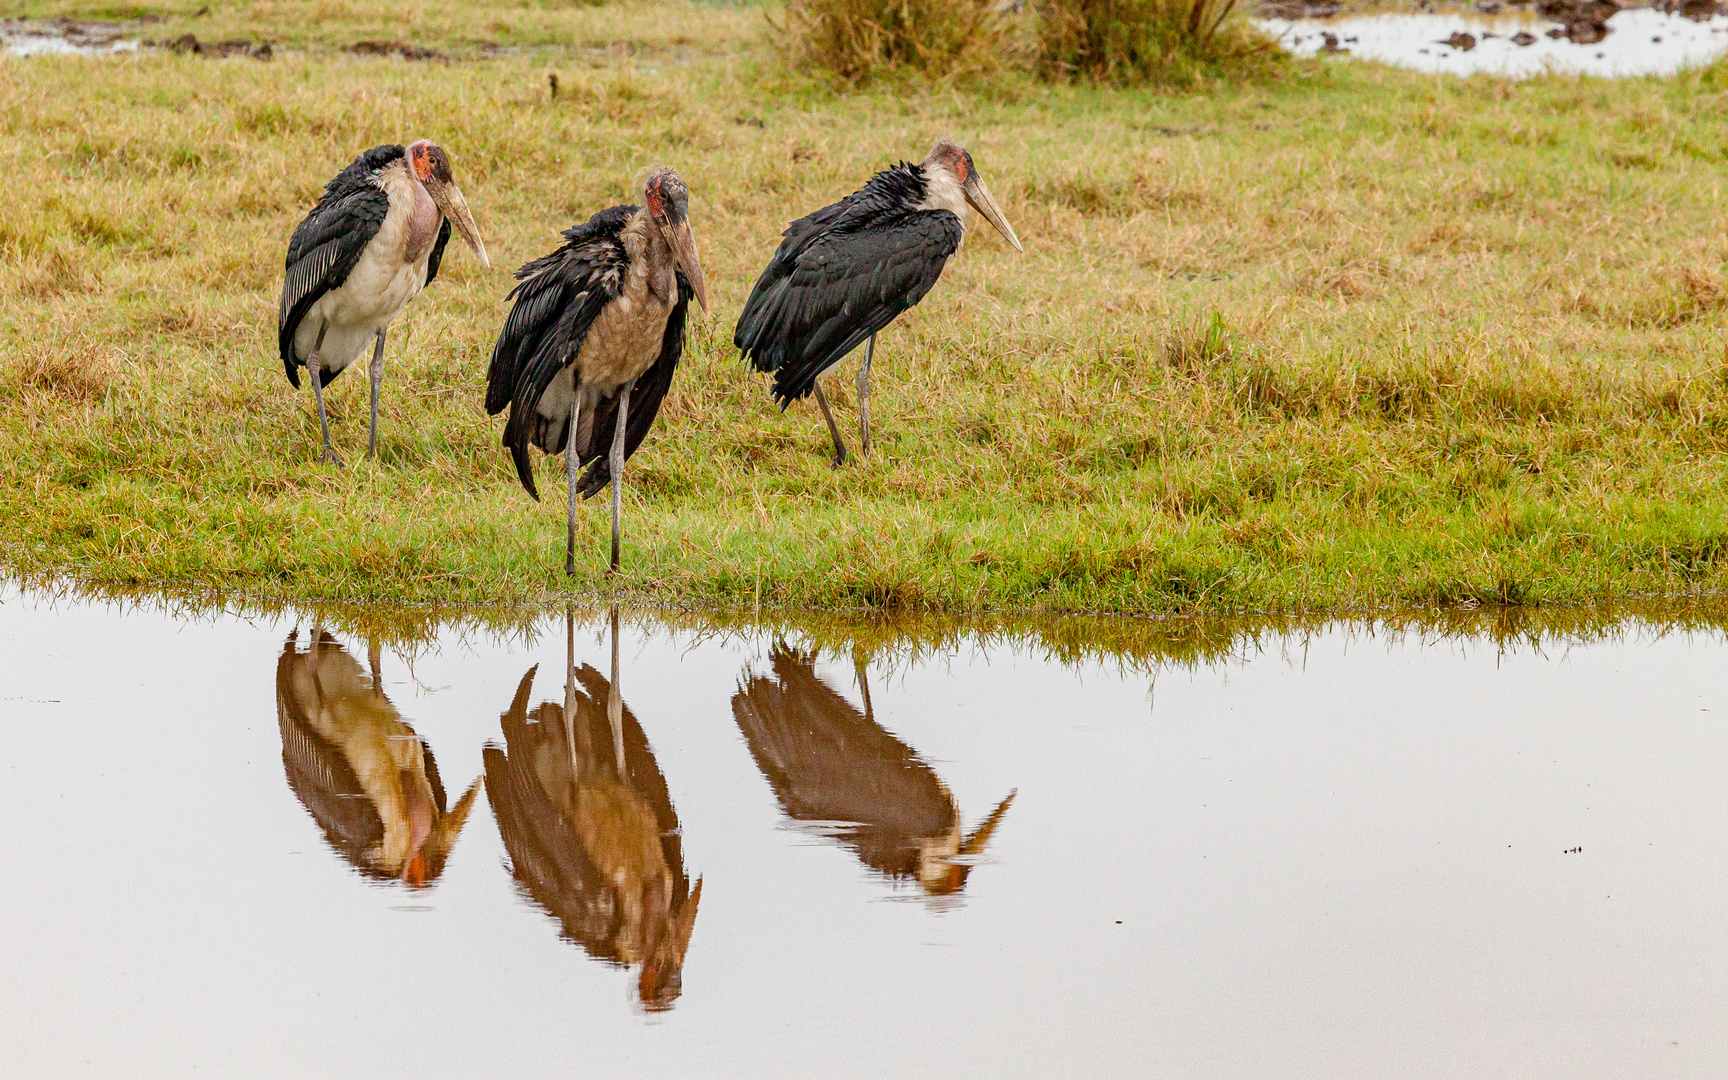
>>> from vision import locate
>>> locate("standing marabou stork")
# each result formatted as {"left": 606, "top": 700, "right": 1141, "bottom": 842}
{"left": 279, "top": 140, "right": 489, "bottom": 465}
{"left": 485, "top": 167, "right": 708, "bottom": 575}
{"left": 733, "top": 138, "right": 1022, "bottom": 465}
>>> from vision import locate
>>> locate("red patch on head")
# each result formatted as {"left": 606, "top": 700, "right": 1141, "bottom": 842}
{"left": 410, "top": 146, "right": 433, "bottom": 183}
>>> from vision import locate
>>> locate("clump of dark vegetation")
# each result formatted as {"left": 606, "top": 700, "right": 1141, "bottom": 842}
{"left": 772, "top": 0, "right": 1018, "bottom": 83}
{"left": 1033, "top": 0, "right": 1282, "bottom": 86}
{"left": 773, "top": 0, "right": 1279, "bottom": 86}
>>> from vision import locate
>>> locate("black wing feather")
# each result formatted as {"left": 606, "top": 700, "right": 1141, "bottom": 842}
{"left": 423, "top": 217, "right": 453, "bottom": 288}
{"left": 734, "top": 163, "right": 961, "bottom": 406}
{"left": 278, "top": 145, "right": 402, "bottom": 389}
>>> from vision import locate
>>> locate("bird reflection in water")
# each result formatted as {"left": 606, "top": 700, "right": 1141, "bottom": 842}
{"left": 732, "top": 644, "right": 1015, "bottom": 898}
{"left": 275, "top": 629, "right": 481, "bottom": 886}
{"left": 483, "top": 609, "right": 701, "bottom": 1011}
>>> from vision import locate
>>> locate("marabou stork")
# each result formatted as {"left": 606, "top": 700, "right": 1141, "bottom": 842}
{"left": 483, "top": 609, "right": 702, "bottom": 1010}
{"left": 733, "top": 138, "right": 1022, "bottom": 466}
{"left": 279, "top": 140, "right": 490, "bottom": 465}
{"left": 275, "top": 629, "right": 481, "bottom": 886}
{"left": 731, "top": 644, "right": 1015, "bottom": 897}
{"left": 485, "top": 167, "right": 708, "bottom": 576}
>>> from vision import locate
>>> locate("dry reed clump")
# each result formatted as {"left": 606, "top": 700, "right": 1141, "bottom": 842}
{"left": 3, "top": 337, "right": 126, "bottom": 407}
{"left": 1034, "top": 0, "right": 1281, "bottom": 85}
{"left": 772, "top": 0, "right": 1019, "bottom": 83}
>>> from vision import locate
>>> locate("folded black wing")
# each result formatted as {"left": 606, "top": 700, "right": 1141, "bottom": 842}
{"left": 485, "top": 206, "right": 633, "bottom": 499}
{"left": 738, "top": 211, "right": 960, "bottom": 407}
{"left": 423, "top": 218, "right": 453, "bottom": 288}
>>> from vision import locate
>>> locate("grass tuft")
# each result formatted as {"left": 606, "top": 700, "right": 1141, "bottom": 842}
{"left": 772, "top": 0, "right": 1019, "bottom": 83}
{"left": 1033, "top": 0, "right": 1283, "bottom": 86}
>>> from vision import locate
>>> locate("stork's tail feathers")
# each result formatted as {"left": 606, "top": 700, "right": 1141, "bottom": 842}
{"left": 508, "top": 434, "right": 541, "bottom": 502}
{"left": 283, "top": 356, "right": 339, "bottom": 391}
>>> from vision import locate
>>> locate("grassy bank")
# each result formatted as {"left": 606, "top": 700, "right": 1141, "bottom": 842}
{"left": 3, "top": 1, "right": 1728, "bottom": 612}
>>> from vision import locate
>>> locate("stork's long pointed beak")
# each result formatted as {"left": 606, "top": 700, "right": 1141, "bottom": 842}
{"left": 663, "top": 220, "right": 709, "bottom": 315}
{"left": 428, "top": 179, "right": 491, "bottom": 270}
{"left": 962, "top": 174, "right": 1023, "bottom": 253}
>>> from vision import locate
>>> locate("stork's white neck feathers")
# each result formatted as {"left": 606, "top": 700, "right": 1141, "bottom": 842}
{"left": 916, "top": 161, "right": 969, "bottom": 236}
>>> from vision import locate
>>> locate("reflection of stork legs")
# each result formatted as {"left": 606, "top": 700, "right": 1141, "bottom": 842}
{"left": 853, "top": 647, "right": 874, "bottom": 723}
{"left": 564, "top": 606, "right": 578, "bottom": 774}
{"left": 367, "top": 637, "right": 382, "bottom": 692}
{"left": 609, "top": 605, "right": 626, "bottom": 776}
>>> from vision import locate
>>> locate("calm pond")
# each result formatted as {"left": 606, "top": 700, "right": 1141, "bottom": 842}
{"left": 2, "top": 586, "right": 1725, "bottom": 1077}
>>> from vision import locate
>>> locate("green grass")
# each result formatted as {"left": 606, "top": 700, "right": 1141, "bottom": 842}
{"left": 3, "top": 1, "right": 1728, "bottom": 613}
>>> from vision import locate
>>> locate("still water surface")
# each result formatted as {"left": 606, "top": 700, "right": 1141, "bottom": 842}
{"left": 2, "top": 588, "right": 1725, "bottom": 1077}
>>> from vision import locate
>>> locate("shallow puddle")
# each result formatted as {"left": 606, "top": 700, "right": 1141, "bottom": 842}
{"left": 1259, "top": 7, "right": 1728, "bottom": 75}
{"left": 0, "top": 19, "right": 139, "bottom": 58}
{"left": 2, "top": 587, "right": 1726, "bottom": 1076}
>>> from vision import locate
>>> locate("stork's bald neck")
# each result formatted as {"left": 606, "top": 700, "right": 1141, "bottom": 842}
{"left": 629, "top": 207, "right": 681, "bottom": 306}
{"left": 404, "top": 172, "right": 441, "bottom": 264}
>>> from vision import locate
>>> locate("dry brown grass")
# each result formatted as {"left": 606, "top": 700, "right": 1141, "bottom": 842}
{"left": 772, "top": 0, "right": 1020, "bottom": 83}
{"left": 1034, "top": 0, "right": 1280, "bottom": 86}
{"left": 2, "top": 332, "right": 126, "bottom": 407}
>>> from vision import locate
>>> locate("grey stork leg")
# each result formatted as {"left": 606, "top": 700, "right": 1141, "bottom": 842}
{"left": 366, "top": 328, "right": 386, "bottom": 460}
{"left": 609, "top": 381, "right": 632, "bottom": 575}
{"left": 812, "top": 379, "right": 848, "bottom": 467}
{"left": 565, "top": 394, "right": 584, "bottom": 577}
{"left": 307, "top": 320, "right": 341, "bottom": 467}
{"left": 856, "top": 334, "right": 876, "bottom": 457}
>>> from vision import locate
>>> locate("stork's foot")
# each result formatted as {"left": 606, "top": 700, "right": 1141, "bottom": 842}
{"left": 830, "top": 445, "right": 848, "bottom": 469}
{"left": 319, "top": 446, "right": 344, "bottom": 468}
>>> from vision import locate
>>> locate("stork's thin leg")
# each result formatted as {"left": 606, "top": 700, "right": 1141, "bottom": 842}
{"left": 856, "top": 334, "right": 875, "bottom": 457}
{"left": 366, "top": 328, "right": 387, "bottom": 460}
{"left": 307, "top": 320, "right": 340, "bottom": 467}
{"left": 565, "top": 394, "right": 584, "bottom": 577}
{"left": 609, "top": 382, "right": 632, "bottom": 575}
{"left": 812, "top": 380, "right": 847, "bottom": 467}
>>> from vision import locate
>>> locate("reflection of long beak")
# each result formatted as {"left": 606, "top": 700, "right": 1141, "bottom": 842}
{"left": 960, "top": 789, "right": 1017, "bottom": 856}
{"left": 426, "top": 178, "right": 491, "bottom": 269}
{"left": 660, "top": 220, "right": 709, "bottom": 314}
{"left": 962, "top": 174, "right": 1023, "bottom": 253}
